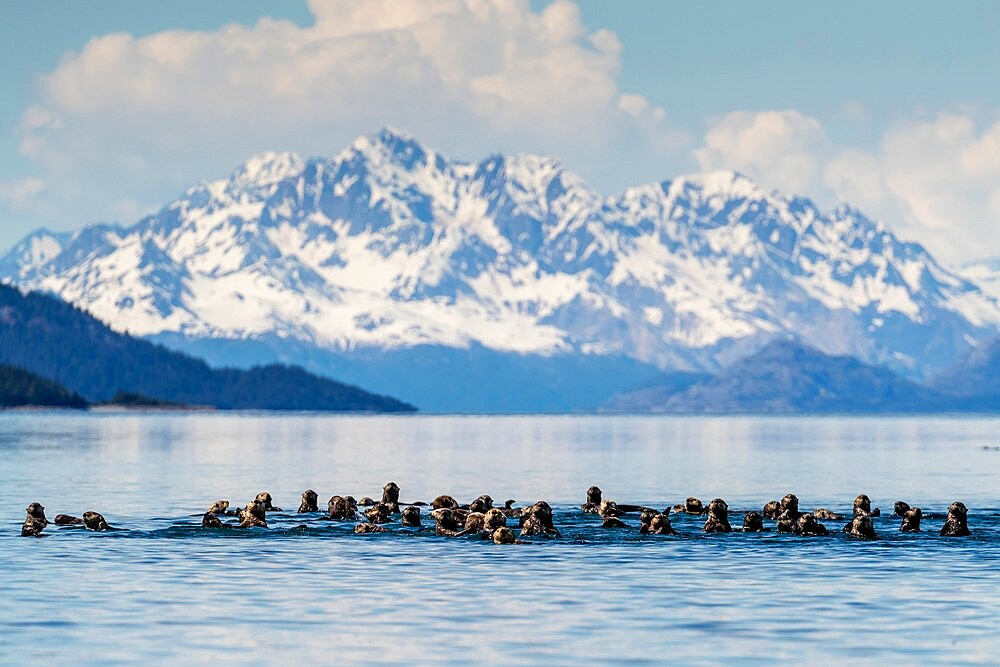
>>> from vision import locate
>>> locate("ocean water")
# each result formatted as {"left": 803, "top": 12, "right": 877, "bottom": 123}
{"left": 1, "top": 413, "right": 998, "bottom": 664}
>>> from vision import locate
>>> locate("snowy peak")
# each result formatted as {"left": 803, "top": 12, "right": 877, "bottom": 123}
{"left": 2, "top": 129, "right": 999, "bottom": 379}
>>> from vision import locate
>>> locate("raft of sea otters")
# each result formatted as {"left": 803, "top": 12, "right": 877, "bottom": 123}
{"left": 20, "top": 483, "right": 973, "bottom": 543}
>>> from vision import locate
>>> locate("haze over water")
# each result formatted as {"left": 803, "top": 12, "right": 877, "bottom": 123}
{"left": 2, "top": 413, "right": 998, "bottom": 663}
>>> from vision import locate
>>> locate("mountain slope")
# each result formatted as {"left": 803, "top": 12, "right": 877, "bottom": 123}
{"left": 932, "top": 335, "right": 1000, "bottom": 408}
{"left": 2, "top": 128, "right": 997, "bottom": 392}
{"left": 608, "top": 340, "right": 946, "bottom": 414}
{"left": 960, "top": 257, "right": 1000, "bottom": 299}
{"left": 0, "top": 283, "right": 414, "bottom": 411}
{"left": 0, "top": 364, "right": 87, "bottom": 408}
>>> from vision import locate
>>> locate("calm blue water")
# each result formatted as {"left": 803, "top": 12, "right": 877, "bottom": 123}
{"left": 1, "top": 413, "right": 998, "bottom": 664}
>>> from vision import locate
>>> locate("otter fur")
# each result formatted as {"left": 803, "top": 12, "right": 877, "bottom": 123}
{"left": 239, "top": 501, "right": 267, "bottom": 528}
{"left": 581, "top": 486, "right": 602, "bottom": 513}
{"left": 492, "top": 527, "right": 516, "bottom": 544}
{"left": 843, "top": 514, "right": 876, "bottom": 539}
{"left": 82, "top": 511, "right": 113, "bottom": 531}
{"left": 298, "top": 490, "right": 319, "bottom": 513}
{"left": 54, "top": 514, "right": 82, "bottom": 526}
{"left": 21, "top": 503, "right": 48, "bottom": 537}
{"left": 355, "top": 523, "right": 389, "bottom": 534}
{"left": 893, "top": 501, "right": 911, "bottom": 517}
{"left": 401, "top": 506, "right": 422, "bottom": 527}
{"left": 900, "top": 507, "right": 922, "bottom": 533}
{"left": 939, "top": 501, "right": 971, "bottom": 537}
{"left": 672, "top": 497, "right": 706, "bottom": 515}
{"left": 381, "top": 482, "right": 401, "bottom": 514}
{"left": 741, "top": 511, "right": 767, "bottom": 532}
{"left": 254, "top": 492, "right": 281, "bottom": 512}
{"left": 794, "top": 514, "right": 829, "bottom": 536}
{"left": 703, "top": 498, "right": 732, "bottom": 533}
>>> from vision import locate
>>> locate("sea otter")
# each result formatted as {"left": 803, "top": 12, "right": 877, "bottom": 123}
{"left": 430, "top": 508, "right": 464, "bottom": 536}
{"left": 939, "top": 501, "right": 971, "bottom": 537}
{"left": 401, "top": 506, "right": 422, "bottom": 527}
{"left": 500, "top": 499, "right": 519, "bottom": 517}
{"left": 54, "top": 514, "right": 83, "bottom": 526}
{"left": 672, "top": 497, "right": 706, "bottom": 515}
{"left": 900, "top": 507, "right": 922, "bottom": 532}
{"left": 843, "top": 514, "right": 876, "bottom": 539}
{"left": 254, "top": 492, "right": 281, "bottom": 512}
{"left": 794, "top": 514, "right": 829, "bottom": 536}
{"left": 812, "top": 508, "right": 842, "bottom": 520}
{"left": 364, "top": 503, "right": 394, "bottom": 524}
{"left": 703, "top": 498, "right": 732, "bottom": 533}
{"left": 432, "top": 495, "right": 459, "bottom": 510}
{"left": 483, "top": 508, "right": 506, "bottom": 532}
{"left": 492, "top": 527, "right": 516, "bottom": 544}
{"left": 207, "top": 500, "right": 230, "bottom": 515}
{"left": 852, "top": 494, "right": 880, "bottom": 517}
{"left": 780, "top": 494, "right": 802, "bottom": 519}
{"left": 83, "top": 511, "right": 113, "bottom": 531}
{"left": 601, "top": 516, "right": 628, "bottom": 529}
{"left": 239, "top": 501, "right": 267, "bottom": 528}
{"left": 463, "top": 512, "right": 487, "bottom": 533}
{"left": 776, "top": 509, "right": 798, "bottom": 534}
{"left": 298, "top": 490, "right": 319, "bottom": 513}
{"left": 469, "top": 495, "right": 494, "bottom": 515}
{"left": 581, "top": 486, "right": 602, "bottom": 513}
{"left": 327, "top": 495, "right": 359, "bottom": 521}
{"left": 598, "top": 499, "right": 624, "bottom": 518}
{"left": 21, "top": 503, "right": 48, "bottom": 537}
{"left": 519, "top": 501, "right": 560, "bottom": 537}
{"left": 639, "top": 508, "right": 658, "bottom": 532}
{"left": 644, "top": 513, "right": 676, "bottom": 535}
{"left": 741, "top": 511, "right": 768, "bottom": 532}
{"left": 381, "top": 482, "right": 401, "bottom": 514}
{"left": 355, "top": 523, "right": 389, "bottom": 534}
{"left": 893, "top": 501, "right": 911, "bottom": 517}
{"left": 762, "top": 500, "right": 781, "bottom": 519}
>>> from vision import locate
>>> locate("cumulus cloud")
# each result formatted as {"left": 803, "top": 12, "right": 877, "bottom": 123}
{"left": 694, "top": 109, "right": 1000, "bottom": 265}
{"left": 4, "top": 0, "right": 677, "bottom": 246}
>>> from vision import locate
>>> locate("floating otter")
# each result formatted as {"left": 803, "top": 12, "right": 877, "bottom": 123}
{"left": 463, "top": 512, "right": 487, "bottom": 533}
{"left": 939, "top": 501, "right": 971, "bottom": 537}
{"left": 581, "top": 486, "right": 602, "bottom": 513}
{"left": 598, "top": 499, "right": 623, "bottom": 518}
{"left": 741, "top": 511, "right": 767, "bottom": 532}
{"left": 780, "top": 494, "right": 801, "bottom": 519}
{"left": 207, "top": 500, "right": 230, "bottom": 515}
{"left": 254, "top": 492, "right": 281, "bottom": 512}
{"left": 327, "top": 495, "right": 359, "bottom": 521}
{"left": 469, "top": 495, "right": 494, "bottom": 515}
{"left": 381, "top": 482, "right": 401, "bottom": 514}
{"left": 601, "top": 516, "right": 628, "bottom": 529}
{"left": 893, "top": 501, "right": 911, "bottom": 517}
{"left": 843, "top": 514, "right": 876, "bottom": 539}
{"left": 852, "top": 494, "right": 879, "bottom": 517}
{"left": 54, "top": 514, "right": 83, "bottom": 526}
{"left": 83, "top": 511, "right": 113, "bottom": 531}
{"left": 432, "top": 495, "right": 459, "bottom": 510}
{"left": 21, "top": 503, "right": 48, "bottom": 537}
{"left": 430, "top": 508, "right": 463, "bottom": 536}
{"left": 492, "top": 527, "right": 516, "bottom": 544}
{"left": 776, "top": 509, "right": 798, "bottom": 534}
{"left": 900, "top": 507, "right": 922, "bottom": 532}
{"left": 673, "top": 497, "right": 706, "bottom": 515}
{"left": 499, "top": 499, "right": 518, "bottom": 517}
{"left": 641, "top": 513, "right": 676, "bottom": 535}
{"left": 703, "top": 498, "right": 732, "bottom": 533}
{"left": 762, "top": 500, "right": 781, "bottom": 520}
{"left": 355, "top": 523, "right": 389, "bottom": 534}
{"left": 794, "top": 514, "right": 829, "bottom": 536}
{"left": 239, "top": 501, "right": 267, "bottom": 528}
{"left": 812, "top": 508, "right": 842, "bottom": 520}
{"left": 364, "top": 503, "right": 394, "bottom": 524}
{"left": 639, "top": 508, "right": 658, "bottom": 532}
{"left": 298, "top": 490, "right": 319, "bottom": 513}
{"left": 483, "top": 509, "right": 507, "bottom": 532}
{"left": 357, "top": 497, "right": 376, "bottom": 507}
{"left": 401, "top": 506, "right": 422, "bottom": 527}
{"left": 519, "top": 501, "right": 560, "bottom": 537}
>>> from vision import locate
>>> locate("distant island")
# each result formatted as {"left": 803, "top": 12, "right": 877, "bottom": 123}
{"left": 0, "top": 284, "right": 416, "bottom": 413}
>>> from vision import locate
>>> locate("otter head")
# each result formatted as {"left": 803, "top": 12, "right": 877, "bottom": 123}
{"left": 586, "top": 486, "right": 602, "bottom": 505}
{"left": 82, "top": 511, "right": 110, "bottom": 531}
{"left": 650, "top": 514, "right": 673, "bottom": 534}
{"left": 381, "top": 482, "right": 400, "bottom": 505}
{"left": 797, "top": 514, "right": 818, "bottom": 531}
{"left": 302, "top": 490, "right": 318, "bottom": 504}
{"left": 685, "top": 497, "right": 704, "bottom": 514}
{"left": 742, "top": 511, "right": 763, "bottom": 532}
{"left": 484, "top": 508, "right": 507, "bottom": 531}
{"left": 202, "top": 512, "right": 224, "bottom": 528}
{"left": 469, "top": 495, "right": 493, "bottom": 514}
{"left": 853, "top": 494, "right": 872, "bottom": 516}
{"left": 640, "top": 508, "right": 658, "bottom": 527}
{"left": 430, "top": 507, "right": 461, "bottom": 531}
{"left": 780, "top": 493, "right": 799, "bottom": 513}
{"left": 464, "top": 513, "right": 486, "bottom": 532}
{"left": 762, "top": 500, "right": 780, "bottom": 519}
{"left": 492, "top": 527, "right": 516, "bottom": 544}
{"left": 207, "top": 500, "right": 230, "bottom": 514}
{"left": 364, "top": 502, "right": 393, "bottom": 524}
{"left": 432, "top": 495, "right": 458, "bottom": 510}
{"left": 893, "top": 501, "right": 910, "bottom": 517}
{"left": 708, "top": 498, "right": 729, "bottom": 517}
{"left": 401, "top": 506, "right": 421, "bottom": 527}
{"left": 948, "top": 501, "right": 968, "bottom": 519}
{"left": 853, "top": 515, "right": 876, "bottom": 539}
{"left": 598, "top": 499, "right": 622, "bottom": 518}
{"left": 26, "top": 503, "right": 46, "bottom": 520}
{"left": 247, "top": 500, "right": 267, "bottom": 522}
{"left": 254, "top": 492, "right": 276, "bottom": 510}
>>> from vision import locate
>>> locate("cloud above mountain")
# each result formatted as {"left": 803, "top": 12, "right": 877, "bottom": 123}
{"left": 694, "top": 109, "right": 1000, "bottom": 265}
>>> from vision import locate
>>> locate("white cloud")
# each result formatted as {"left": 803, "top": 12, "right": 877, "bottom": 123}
{"left": 0, "top": 178, "right": 44, "bottom": 210}
{"left": 5, "top": 0, "right": 677, "bottom": 244}
{"left": 693, "top": 109, "right": 1000, "bottom": 265}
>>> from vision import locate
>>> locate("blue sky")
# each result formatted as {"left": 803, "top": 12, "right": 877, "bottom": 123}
{"left": 2, "top": 0, "right": 999, "bottom": 264}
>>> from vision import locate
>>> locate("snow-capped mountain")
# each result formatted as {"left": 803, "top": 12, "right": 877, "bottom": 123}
{"left": 3, "top": 128, "right": 999, "bottom": 391}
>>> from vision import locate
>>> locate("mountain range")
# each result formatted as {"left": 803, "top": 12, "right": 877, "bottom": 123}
{"left": 2, "top": 128, "right": 999, "bottom": 412}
